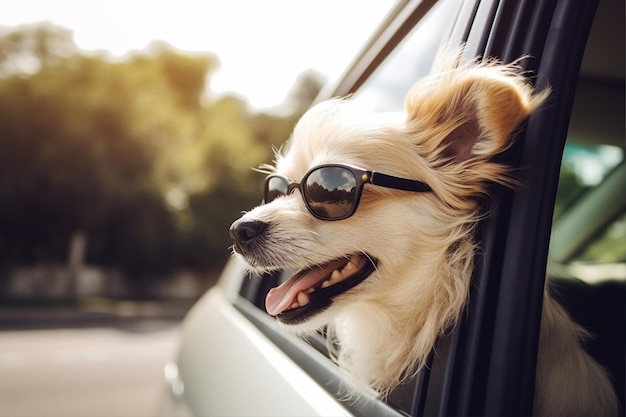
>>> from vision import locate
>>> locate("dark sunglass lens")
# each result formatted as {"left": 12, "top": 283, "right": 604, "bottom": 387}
{"left": 265, "top": 176, "right": 289, "bottom": 203}
{"left": 303, "top": 167, "right": 357, "bottom": 219}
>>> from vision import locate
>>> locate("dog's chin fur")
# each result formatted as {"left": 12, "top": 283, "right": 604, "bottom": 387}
{"left": 231, "top": 49, "right": 618, "bottom": 416}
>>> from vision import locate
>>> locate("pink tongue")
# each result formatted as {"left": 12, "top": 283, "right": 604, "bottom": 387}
{"left": 265, "top": 259, "right": 347, "bottom": 316}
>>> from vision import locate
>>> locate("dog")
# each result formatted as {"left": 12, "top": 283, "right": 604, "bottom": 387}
{"left": 229, "top": 50, "right": 618, "bottom": 416}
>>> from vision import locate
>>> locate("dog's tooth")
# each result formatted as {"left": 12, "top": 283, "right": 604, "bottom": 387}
{"left": 330, "top": 269, "right": 342, "bottom": 282}
{"left": 350, "top": 254, "right": 365, "bottom": 267}
{"left": 321, "top": 280, "right": 331, "bottom": 288}
{"left": 342, "top": 260, "right": 358, "bottom": 274}
{"left": 297, "top": 291, "right": 309, "bottom": 306}
{"left": 305, "top": 287, "right": 315, "bottom": 294}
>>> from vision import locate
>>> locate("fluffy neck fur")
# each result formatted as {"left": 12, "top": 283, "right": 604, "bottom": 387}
{"left": 535, "top": 289, "right": 618, "bottom": 416}
{"left": 328, "top": 212, "right": 478, "bottom": 397}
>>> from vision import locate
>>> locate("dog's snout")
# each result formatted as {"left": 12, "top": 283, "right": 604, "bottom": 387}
{"left": 230, "top": 218, "right": 267, "bottom": 250}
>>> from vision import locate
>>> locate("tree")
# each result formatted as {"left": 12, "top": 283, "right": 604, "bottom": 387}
{"left": 0, "top": 22, "right": 76, "bottom": 76}
{"left": 0, "top": 22, "right": 322, "bottom": 289}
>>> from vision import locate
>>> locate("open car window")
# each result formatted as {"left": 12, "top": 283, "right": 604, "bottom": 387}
{"left": 549, "top": 144, "right": 625, "bottom": 282}
{"left": 548, "top": 0, "right": 625, "bottom": 282}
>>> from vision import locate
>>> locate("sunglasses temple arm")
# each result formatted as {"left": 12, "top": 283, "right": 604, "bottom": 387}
{"left": 370, "top": 171, "right": 432, "bottom": 192}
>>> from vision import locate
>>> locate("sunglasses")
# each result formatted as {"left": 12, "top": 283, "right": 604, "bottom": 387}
{"left": 264, "top": 163, "right": 432, "bottom": 221}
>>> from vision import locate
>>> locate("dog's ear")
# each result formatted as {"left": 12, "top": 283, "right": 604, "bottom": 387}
{"left": 404, "top": 51, "right": 549, "bottom": 165}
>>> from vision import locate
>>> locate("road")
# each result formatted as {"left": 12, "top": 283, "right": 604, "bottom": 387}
{"left": 0, "top": 321, "right": 180, "bottom": 417}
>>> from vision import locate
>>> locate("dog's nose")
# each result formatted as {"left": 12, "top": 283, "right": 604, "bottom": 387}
{"left": 230, "top": 218, "right": 267, "bottom": 250}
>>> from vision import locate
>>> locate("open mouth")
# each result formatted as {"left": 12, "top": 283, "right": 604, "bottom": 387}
{"left": 265, "top": 254, "right": 377, "bottom": 324}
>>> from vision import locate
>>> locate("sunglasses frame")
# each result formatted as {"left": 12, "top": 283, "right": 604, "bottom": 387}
{"left": 264, "top": 163, "right": 432, "bottom": 221}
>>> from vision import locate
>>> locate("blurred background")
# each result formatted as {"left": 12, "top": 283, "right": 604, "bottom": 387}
{"left": 0, "top": 1, "right": 392, "bottom": 416}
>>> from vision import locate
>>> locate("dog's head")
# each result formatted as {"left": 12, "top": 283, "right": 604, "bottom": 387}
{"left": 230, "top": 52, "right": 548, "bottom": 333}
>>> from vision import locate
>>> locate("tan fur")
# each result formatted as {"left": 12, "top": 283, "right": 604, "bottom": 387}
{"left": 535, "top": 287, "right": 618, "bottom": 416}
{"left": 232, "top": 50, "right": 618, "bottom": 416}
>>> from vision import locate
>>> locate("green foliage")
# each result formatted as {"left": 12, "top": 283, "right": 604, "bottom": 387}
{"left": 0, "top": 23, "right": 323, "bottom": 278}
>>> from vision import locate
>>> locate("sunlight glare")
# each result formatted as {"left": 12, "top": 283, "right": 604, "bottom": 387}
{"left": 0, "top": 0, "right": 394, "bottom": 109}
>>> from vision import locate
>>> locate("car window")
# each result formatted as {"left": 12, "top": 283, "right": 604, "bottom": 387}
{"left": 549, "top": 146, "right": 625, "bottom": 280}
{"left": 553, "top": 144, "right": 623, "bottom": 219}
{"left": 577, "top": 213, "right": 626, "bottom": 263}
{"left": 549, "top": 145, "right": 625, "bottom": 281}
{"left": 548, "top": 0, "right": 625, "bottom": 282}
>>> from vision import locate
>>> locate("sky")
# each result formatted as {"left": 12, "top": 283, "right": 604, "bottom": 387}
{"left": 0, "top": 0, "right": 394, "bottom": 110}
